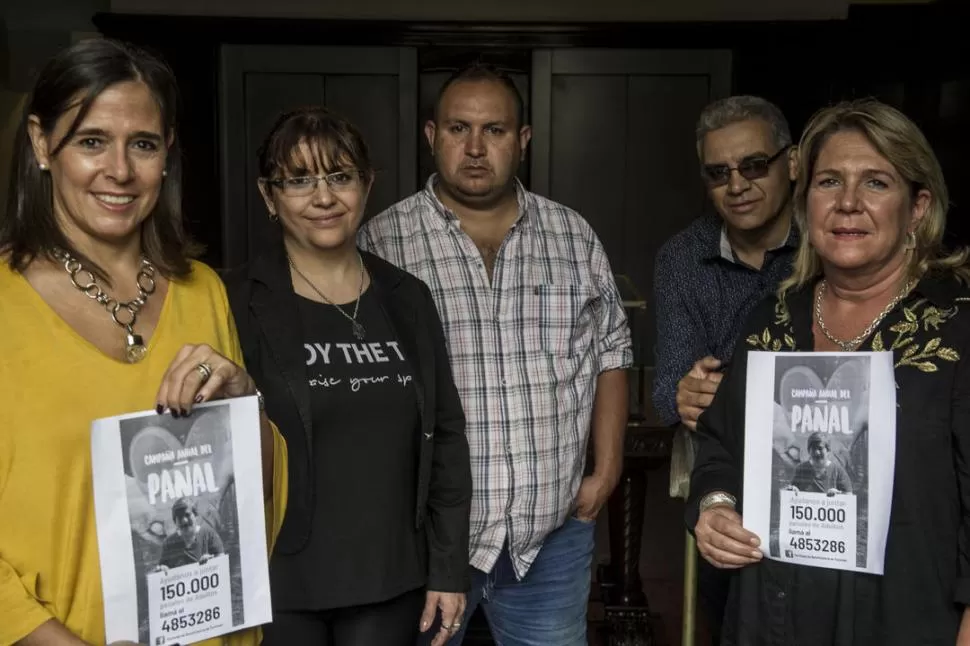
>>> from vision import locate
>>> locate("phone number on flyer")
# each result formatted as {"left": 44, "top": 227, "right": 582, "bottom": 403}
{"left": 789, "top": 537, "right": 846, "bottom": 554}
{"left": 161, "top": 607, "right": 222, "bottom": 632}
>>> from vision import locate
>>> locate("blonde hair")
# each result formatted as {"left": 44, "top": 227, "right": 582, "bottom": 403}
{"left": 778, "top": 99, "right": 969, "bottom": 301}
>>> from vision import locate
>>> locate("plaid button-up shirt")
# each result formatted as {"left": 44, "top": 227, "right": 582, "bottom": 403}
{"left": 358, "top": 176, "right": 633, "bottom": 578}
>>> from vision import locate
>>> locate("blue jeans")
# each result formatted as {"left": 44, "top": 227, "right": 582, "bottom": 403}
{"left": 423, "top": 516, "right": 596, "bottom": 646}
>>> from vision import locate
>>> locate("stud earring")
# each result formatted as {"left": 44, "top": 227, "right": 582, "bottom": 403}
{"left": 38, "top": 162, "right": 48, "bottom": 171}
{"left": 906, "top": 231, "right": 917, "bottom": 250}
{"left": 268, "top": 212, "right": 279, "bottom": 223}
{"left": 162, "top": 169, "right": 168, "bottom": 178}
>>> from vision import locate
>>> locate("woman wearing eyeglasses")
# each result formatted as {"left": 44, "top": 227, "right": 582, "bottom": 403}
{"left": 223, "top": 106, "right": 471, "bottom": 646}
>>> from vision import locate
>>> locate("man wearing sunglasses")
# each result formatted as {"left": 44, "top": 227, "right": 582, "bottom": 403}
{"left": 652, "top": 95, "right": 797, "bottom": 643}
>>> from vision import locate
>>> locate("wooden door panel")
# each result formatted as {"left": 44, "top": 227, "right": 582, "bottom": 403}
{"left": 325, "top": 74, "right": 401, "bottom": 218}
{"left": 532, "top": 48, "right": 731, "bottom": 363}
{"left": 242, "top": 73, "right": 326, "bottom": 261}
{"left": 548, "top": 74, "right": 627, "bottom": 271}
{"left": 220, "top": 45, "right": 417, "bottom": 267}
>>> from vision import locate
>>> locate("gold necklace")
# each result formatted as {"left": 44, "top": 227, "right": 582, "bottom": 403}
{"left": 814, "top": 277, "right": 917, "bottom": 351}
{"left": 53, "top": 247, "right": 157, "bottom": 363}
{"left": 287, "top": 253, "right": 366, "bottom": 340}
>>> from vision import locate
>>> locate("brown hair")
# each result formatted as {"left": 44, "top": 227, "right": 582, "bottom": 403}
{"left": 257, "top": 106, "right": 374, "bottom": 182}
{"left": 1, "top": 38, "right": 197, "bottom": 281}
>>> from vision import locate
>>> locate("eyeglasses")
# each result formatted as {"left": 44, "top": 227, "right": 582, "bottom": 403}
{"left": 262, "top": 170, "right": 363, "bottom": 197}
{"left": 701, "top": 146, "right": 791, "bottom": 187}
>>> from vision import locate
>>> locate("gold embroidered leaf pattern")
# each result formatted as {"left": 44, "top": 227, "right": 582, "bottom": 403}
{"left": 922, "top": 306, "right": 944, "bottom": 331}
{"left": 774, "top": 300, "right": 792, "bottom": 326}
{"left": 747, "top": 328, "right": 787, "bottom": 351}
{"left": 892, "top": 336, "right": 914, "bottom": 351}
{"left": 871, "top": 332, "right": 885, "bottom": 351}
{"left": 747, "top": 299, "right": 799, "bottom": 351}
{"left": 888, "top": 298, "right": 962, "bottom": 371}
{"left": 890, "top": 321, "right": 919, "bottom": 335}
{"left": 936, "top": 347, "right": 960, "bottom": 361}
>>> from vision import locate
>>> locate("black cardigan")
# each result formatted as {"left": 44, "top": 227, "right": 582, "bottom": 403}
{"left": 687, "top": 272, "right": 970, "bottom": 645}
{"left": 223, "top": 245, "right": 472, "bottom": 593}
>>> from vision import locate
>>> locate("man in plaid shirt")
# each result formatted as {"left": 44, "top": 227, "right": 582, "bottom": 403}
{"left": 359, "top": 63, "right": 632, "bottom": 646}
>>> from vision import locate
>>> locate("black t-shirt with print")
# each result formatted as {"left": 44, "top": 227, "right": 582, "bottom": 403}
{"left": 272, "top": 287, "right": 425, "bottom": 610}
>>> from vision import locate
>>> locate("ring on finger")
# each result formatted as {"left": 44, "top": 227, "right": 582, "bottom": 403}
{"left": 195, "top": 362, "right": 213, "bottom": 383}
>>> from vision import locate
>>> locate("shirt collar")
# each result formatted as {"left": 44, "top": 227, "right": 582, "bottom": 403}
{"left": 709, "top": 217, "right": 798, "bottom": 264}
{"left": 913, "top": 270, "right": 969, "bottom": 308}
{"left": 421, "top": 173, "right": 532, "bottom": 230}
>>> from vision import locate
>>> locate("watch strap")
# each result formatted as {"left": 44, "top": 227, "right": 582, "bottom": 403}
{"left": 699, "top": 491, "right": 737, "bottom": 513}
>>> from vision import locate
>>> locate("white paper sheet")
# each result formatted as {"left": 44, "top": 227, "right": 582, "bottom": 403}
{"left": 742, "top": 352, "right": 896, "bottom": 574}
{"left": 91, "top": 396, "right": 272, "bottom": 644}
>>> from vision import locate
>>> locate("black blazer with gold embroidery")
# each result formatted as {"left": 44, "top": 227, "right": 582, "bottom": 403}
{"left": 687, "top": 271, "right": 970, "bottom": 646}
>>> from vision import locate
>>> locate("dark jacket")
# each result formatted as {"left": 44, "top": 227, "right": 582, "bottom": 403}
{"left": 687, "top": 273, "right": 970, "bottom": 645}
{"left": 223, "top": 245, "right": 472, "bottom": 593}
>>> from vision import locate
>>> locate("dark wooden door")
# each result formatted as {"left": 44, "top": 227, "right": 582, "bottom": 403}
{"left": 530, "top": 48, "right": 731, "bottom": 366}
{"left": 219, "top": 45, "right": 418, "bottom": 268}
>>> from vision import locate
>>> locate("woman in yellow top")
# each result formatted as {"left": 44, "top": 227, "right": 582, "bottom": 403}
{"left": 0, "top": 39, "right": 287, "bottom": 645}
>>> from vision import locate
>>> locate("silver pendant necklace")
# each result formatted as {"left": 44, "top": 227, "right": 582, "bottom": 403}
{"left": 814, "top": 277, "right": 917, "bottom": 351}
{"left": 53, "top": 247, "right": 157, "bottom": 363}
{"left": 288, "top": 252, "right": 367, "bottom": 340}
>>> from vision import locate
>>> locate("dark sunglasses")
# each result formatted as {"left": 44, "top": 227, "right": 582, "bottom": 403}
{"left": 701, "top": 145, "right": 791, "bottom": 187}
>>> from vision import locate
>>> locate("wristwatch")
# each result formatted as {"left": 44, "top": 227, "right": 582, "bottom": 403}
{"left": 699, "top": 491, "right": 737, "bottom": 513}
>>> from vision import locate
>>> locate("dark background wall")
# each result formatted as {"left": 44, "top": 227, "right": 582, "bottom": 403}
{"left": 84, "top": 2, "right": 970, "bottom": 264}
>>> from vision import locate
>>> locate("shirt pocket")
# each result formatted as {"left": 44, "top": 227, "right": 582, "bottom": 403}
{"left": 527, "top": 284, "right": 597, "bottom": 357}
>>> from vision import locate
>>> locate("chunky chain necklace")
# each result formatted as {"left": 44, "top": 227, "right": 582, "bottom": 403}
{"left": 814, "top": 277, "right": 917, "bottom": 351}
{"left": 53, "top": 247, "right": 157, "bottom": 363}
{"left": 287, "top": 253, "right": 366, "bottom": 340}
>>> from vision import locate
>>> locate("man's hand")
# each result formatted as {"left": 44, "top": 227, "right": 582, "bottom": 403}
{"left": 676, "top": 356, "right": 724, "bottom": 430}
{"left": 573, "top": 473, "right": 616, "bottom": 522}
{"left": 419, "top": 590, "right": 466, "bottom": 646}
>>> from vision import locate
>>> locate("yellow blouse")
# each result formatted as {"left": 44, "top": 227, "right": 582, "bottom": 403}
{"left": 0, "top": 260, "right": 288, "bottom": 645}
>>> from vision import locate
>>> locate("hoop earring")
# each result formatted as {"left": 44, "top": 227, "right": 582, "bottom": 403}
{"left": 268, "top": 212, "right": 279, "bottom": 223}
